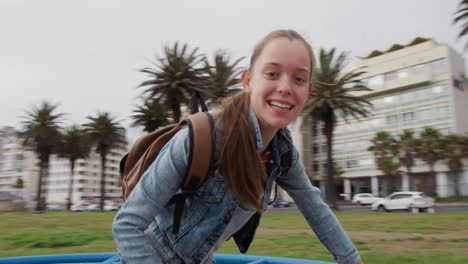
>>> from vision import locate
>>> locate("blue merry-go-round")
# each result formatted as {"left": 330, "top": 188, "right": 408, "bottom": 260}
{"left": 0, "top": 253, "right": 334, "bottom": 264}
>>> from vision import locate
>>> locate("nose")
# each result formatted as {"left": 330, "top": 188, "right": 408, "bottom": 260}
{"left": 277, "top": 76, "right": 293, "bottom": 95}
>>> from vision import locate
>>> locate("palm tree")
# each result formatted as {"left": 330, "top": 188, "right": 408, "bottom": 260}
{"left": 138, "top": 42, "right": 209, "bottom": 122}
{"left": 303, "top": 48, "right": 372, "bottom": 209}
{"left": 204, "top": 50, "right": 243, "bottom": 102}
{"left": 131, "top": 98, "right": 170, "bottom": 132}
{"left": 453, "top": 0, "right": 468, "bottom": 49}
{"left": 58, "top": 125, "right": 91, "bottom": 210}
{"left": 416, "top": 127, "right": 444, "bottom": 195}
{"left": 83, "top": 112, "right": 126, "bottom": 211}
{"left": 368, "top": 131, "right": 400, "bottom": 196}
{"left": 397, "top": 129, "right": 417, "bottom": 191}
{"left": 441, "top": 134, "right": 468, "bottom": 197}
{"left": 19, "top": 101, "right": 64, "bottom": 211}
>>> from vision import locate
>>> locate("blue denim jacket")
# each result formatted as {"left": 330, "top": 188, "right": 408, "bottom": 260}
{"left": 112, "top": 110, "right": 361, "bottom": 264}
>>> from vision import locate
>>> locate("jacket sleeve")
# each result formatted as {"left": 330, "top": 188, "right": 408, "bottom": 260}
{"left": 112, "top": 127, "right": 190, "bottom": 264}
{"left": 276, "top": 148, "right": 361, "bottom": 264}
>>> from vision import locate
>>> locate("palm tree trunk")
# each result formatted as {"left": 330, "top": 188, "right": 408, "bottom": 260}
{"left": 382, "top": 175, "right": 389, "bottom": 196}
{"left": 171, "top": 99, "right": 181, "bottom": 122}
{"left": 453, "top": 171, "right": 460, "bottom": 198}
{"left": 42, "top": 159, "right": 50, "bottom": 211}
{"left": 66, "top": 159, "right": 75, "bottom": 211}
{"left": 324, "top": 121, "right": 337, "bottom": 210}
{"left": 428, "top": 163, "right": 435, "bottom": 196}
{"left": 100, "top": 153, "right": 107, "bottom": 211}
{"left": 406, "top": 165, "right": 412, "bottom": 191}
{"left": 35, "top": 159, "right": 44, "bottom": 212}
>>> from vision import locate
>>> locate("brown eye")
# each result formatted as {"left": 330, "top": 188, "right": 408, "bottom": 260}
{"left": 295, "top": 77, "right": 306, "bottom": 83}
{"left": 265, "top": 71, "right": 278, "bottom": 78}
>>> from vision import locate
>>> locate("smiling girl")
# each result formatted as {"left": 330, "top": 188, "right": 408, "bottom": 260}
{"left": 112, "top": 29, "right": 363, "bottom": 264}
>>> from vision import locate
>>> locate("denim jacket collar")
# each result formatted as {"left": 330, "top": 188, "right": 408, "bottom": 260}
{"left": 247, "top": 106, "right": 294, "bottom": 158}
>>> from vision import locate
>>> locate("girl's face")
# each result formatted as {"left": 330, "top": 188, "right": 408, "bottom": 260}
{"left": 243, "top": 37, "right": 312, "bottom": 132}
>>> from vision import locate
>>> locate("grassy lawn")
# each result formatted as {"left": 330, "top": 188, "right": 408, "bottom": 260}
{"left": 436, "top": 196, "right": 468, "bottom": 203}
{"left": 1, "top": 211, "right": 468, "bottom": 263}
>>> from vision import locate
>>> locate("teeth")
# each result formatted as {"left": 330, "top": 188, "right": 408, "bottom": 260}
{"left": 270, "top": 101, "right": 292, "bottom": 110}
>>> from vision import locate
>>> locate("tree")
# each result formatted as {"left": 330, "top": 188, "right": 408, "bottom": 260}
{"left": 58, "top": 125, "right": 91, "bottom": 210}
{"left": 138, "top": 42, "right": 209, "bottom": 122}
{"left": 441, "top": 134, "right": 468, "bottom": 197}
{"left": 303, "top": 48, "right": 372, "bottom": 209}
{"left": 369, "top": 131, "right": 400, "bottom": 196}
{"left": 416, "top": 127, "right": 444, "bottom": 195}
{"left": 397, "top": 129, "right": 417, "bottom": 190}
{"left": 204, "top": 50, "right": 243, "bottom": 102}
{"left": 19, "top": 101, "right": 64, "bottom": 211}
{"left": 131, "top": 98, "right": 170, "bottom": 132}
{"left": 83, "top": 112, "right": 126, "bottom": 211}
{"left": 453, "top": 0, "right": 468, "bottom": 49}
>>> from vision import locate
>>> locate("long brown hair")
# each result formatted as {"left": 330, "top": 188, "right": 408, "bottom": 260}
{"left": 216, "top": 30, "right": 315, "bottom": 211}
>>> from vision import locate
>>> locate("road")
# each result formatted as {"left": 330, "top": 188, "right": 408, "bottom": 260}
{"left": 267, "top": 203, "right": 468, "bottom": 213}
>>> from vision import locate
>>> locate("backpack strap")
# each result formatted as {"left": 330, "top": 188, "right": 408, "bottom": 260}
{"left": 183, "top": 112, "right": 214, "bottom": 191}
{"left": 166, "top": 112, "right": 214, "bottom": 234}
{"left": 190, "top": 91, "right": 208, "bottom": 113}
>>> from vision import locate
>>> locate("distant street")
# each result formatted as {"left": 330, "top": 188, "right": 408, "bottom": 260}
{"left": 267, "top": 203, "right": 468, "bottom": 213}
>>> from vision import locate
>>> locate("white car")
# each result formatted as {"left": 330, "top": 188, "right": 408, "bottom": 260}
{"left": 71, "top": 203, "right": 99, "bottom": 212}
{"left": 371, "top": 191, "right": 434, "bottom": 212}
{"left": 104, "top": 201, "right": 120, "bottom": 211}
{"left": 351, "top": 193, "right": 382, "bottom": 205}
{"left": 71, "top": 203, "right": 90, "bottom": 212}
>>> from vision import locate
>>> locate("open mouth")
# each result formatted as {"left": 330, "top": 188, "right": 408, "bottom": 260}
{"left": 268, "top": 100, "right": 293, "bottom": 110}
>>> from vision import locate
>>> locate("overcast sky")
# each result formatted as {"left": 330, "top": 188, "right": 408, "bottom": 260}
{"left": 0, "top": 0, "right": 465, "bottom": 139}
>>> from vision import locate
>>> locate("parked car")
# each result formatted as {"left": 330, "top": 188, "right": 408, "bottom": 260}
{"left": 71, "top": 203, "right": 99, "bottom": 212}
{"left": 371, "top": 191, "right": 434, "bottom": 212}
{"left": 71, "top": 203, "right": 90, "bottom": 212}
{"left": 352, "top": 193, "right": 382, "bottom": 205}
{"left": 338, "top": 193, "right": 350, "bottom": 201}
{"left": 47, "top": 203, "right": 65, "bottom": 211}
{"left": 104, "top": 201, "right": 120, "bottom": 211}
{"left": 270, "top": 200, "right": 289, "bottom": 208}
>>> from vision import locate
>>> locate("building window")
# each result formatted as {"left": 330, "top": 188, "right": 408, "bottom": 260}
{"left": 312, "top": 124, "right": 318, "bottom": 136}
{"left": 346, "top": 160, "right": 358, "bottom": 168}
{"left": 397, "top": 69, "right": 409, "bottom": 79}
{"left": 437, "top": 105, "right": 449, "bottom": 116}
{"left": 359, "top": 159, "right": 374, "bottom": 167}
{"left": 313, "top": 161, "right": 319, "bottom": 173}
{"left": 431, "top": 59, "right": 448, "bottom": 75}
{"left": 385, "top": 71, "right": 399, "bottom": 82}
{"left": 401, "top": 112, "right": 414, "bottom": 121}
{"left": 432, "top": 85, "right": 444, "bottom": 94}
{"left": 312, "top": 144, "right": 319, "bottom": 154}
{"left": 368, "top": 75, "right": 384, "bottom": 89}
{"left": 383, "top": 96, "right": 393, "bottom": 103}
{"left": 321, "top": 144, "right": 328, "bottom": 153}
{"left": 386, "top": 114, "right": 398, "bottom": 124}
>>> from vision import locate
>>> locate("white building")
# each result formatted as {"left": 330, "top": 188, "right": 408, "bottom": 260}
{"left": 0, "top": 126, "right": 39, "bottom": 205}
{"left": 47, "top": 146, "right": 127, "bottom": 206}
{"left": 301, "top": 38, "right": 468, "bottom": 199}
{"left": 0, "top": 126, "right": 128, "bottom": 207}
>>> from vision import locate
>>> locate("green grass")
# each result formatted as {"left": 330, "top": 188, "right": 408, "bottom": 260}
{"left": 1, "top": 211, "right": 468, "bottom": 263}
{"left": 436, "top": 196, "right": 468, "bottom": 203}
{"left": 261, "top": 211, "right": 468, "bottom": 234}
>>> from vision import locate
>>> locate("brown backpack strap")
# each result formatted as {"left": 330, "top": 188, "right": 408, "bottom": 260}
{"left": 182, "top": 112, "right": 214, "bottom": 191}
{"left": 164, "top": 112, "right": 214, "bottom": 234}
